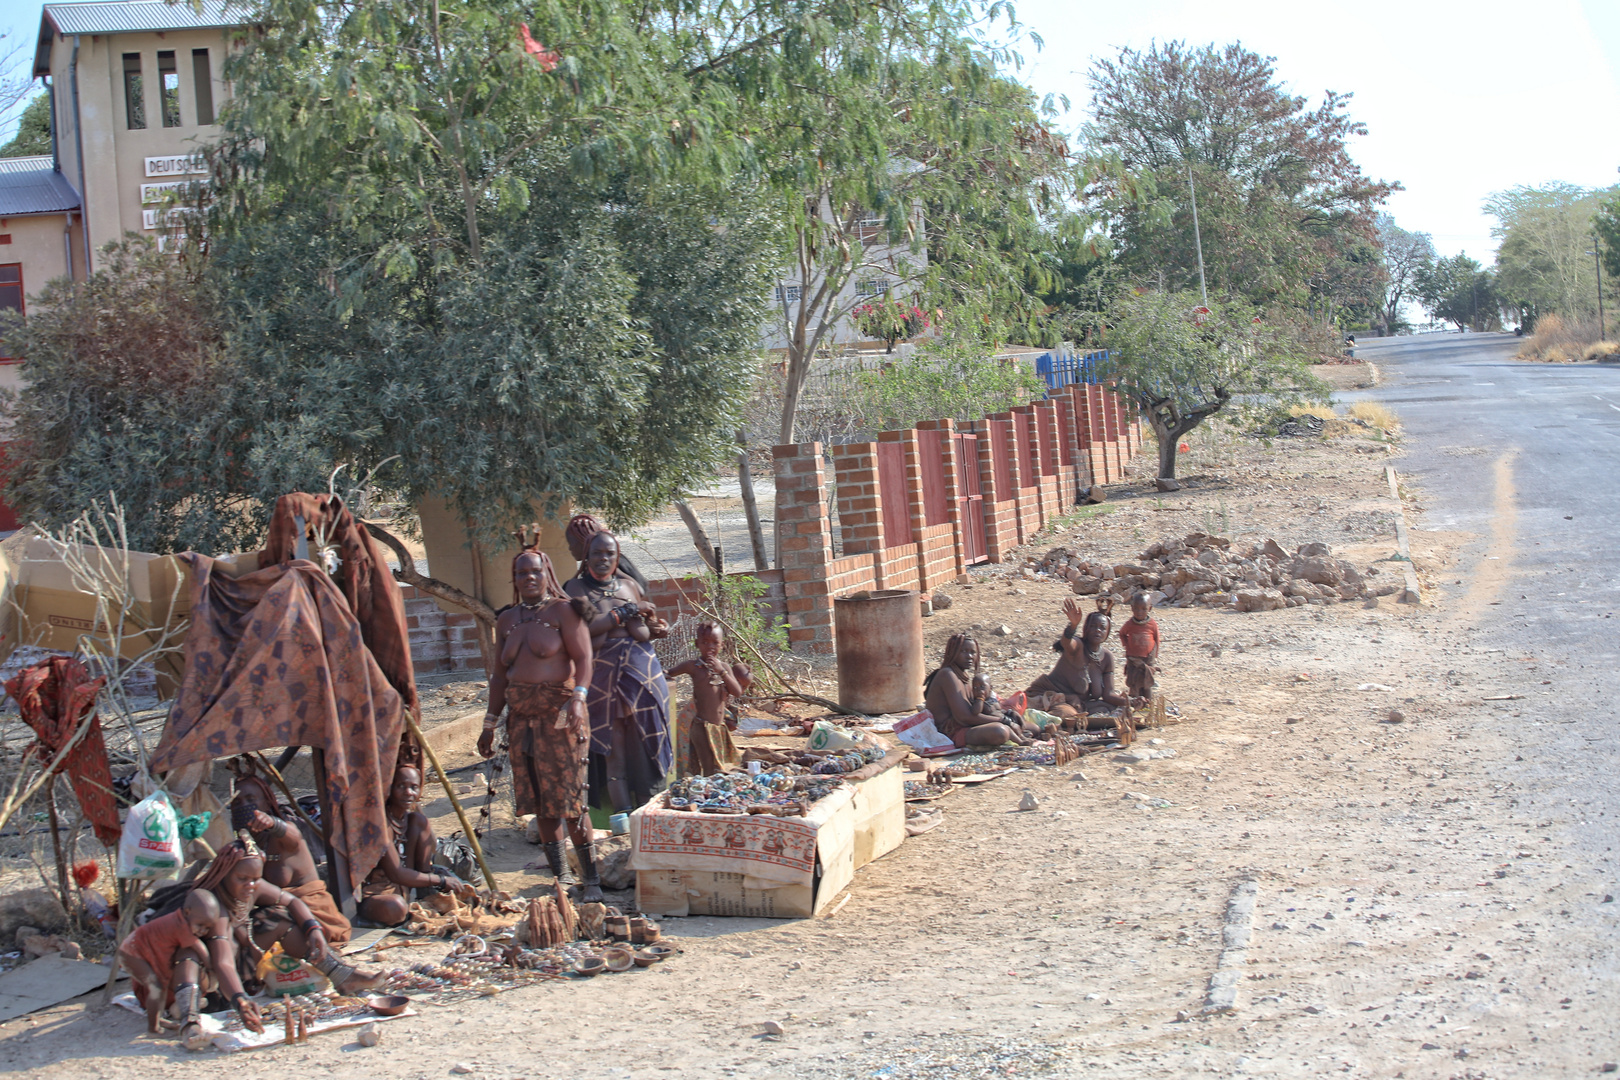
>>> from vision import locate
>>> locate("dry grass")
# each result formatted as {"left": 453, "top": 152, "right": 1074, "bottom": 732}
{"left": 1289, "top": 404, "right": 1338, "bottom": 422}
{"left": 1348, "top": 400, "right": 1400, "bottom": 431}
{"left": 1517, "top": 313, "right": 1611, "bottom": 363}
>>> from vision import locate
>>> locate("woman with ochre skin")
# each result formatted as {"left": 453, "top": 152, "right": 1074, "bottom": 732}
{"left": 483, "top": 545, "right": 599, "bottom": 900}
{"left": 1027, "top": 599, "right": 1130, "bottom": 727}
{"left": 564, "top": 531, "right": 672, "bottom": 819}
{"left": 359, "top": 764, "right": 475, "bottom": 925}
{"left": 923, "top": 634, "right": 1031, "bottom": 748}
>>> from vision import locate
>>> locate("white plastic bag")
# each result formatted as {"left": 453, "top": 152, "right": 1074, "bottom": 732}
{"left": 118, "top": 790, "right": 183, "bottom": 878}
{"left": 893, "top": 710, "right": 954, "bottom": 753}
{"left": 807, "top": 719, "right": 863, "bottom": 751}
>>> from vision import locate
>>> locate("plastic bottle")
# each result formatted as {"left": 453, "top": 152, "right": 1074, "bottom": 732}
{"left": 80, "top": 887, "right": 117, "bottom": 938}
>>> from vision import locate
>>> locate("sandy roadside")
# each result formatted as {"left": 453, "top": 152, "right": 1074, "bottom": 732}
{"left": 2, "top": 415, "right": 1610, "bottom": 1080}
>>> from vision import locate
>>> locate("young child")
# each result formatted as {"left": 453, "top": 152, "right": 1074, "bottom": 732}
{"left": 668, "top": 623, "right": 753, "bottom": 776}
{"left": 1118, "top": 591, "right": 1161, "bottom": 707}
{"left": 118, "top": 888, "right": 222, "bottom": 1036}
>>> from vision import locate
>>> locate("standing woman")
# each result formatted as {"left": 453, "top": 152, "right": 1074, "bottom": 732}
{"left": 564, "top": 530, "right": 672, "bottom": 820}
{"left": 479, "top": 538, "right": 600, "bottom": 901}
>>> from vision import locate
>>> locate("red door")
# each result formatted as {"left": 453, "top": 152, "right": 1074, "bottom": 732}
{"left": 953, "top": 432, "right": 988, "bottom": 565}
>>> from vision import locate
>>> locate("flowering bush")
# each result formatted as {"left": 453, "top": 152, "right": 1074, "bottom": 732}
{"left": 852, "top": 298, "right": 930, "bottom": 352}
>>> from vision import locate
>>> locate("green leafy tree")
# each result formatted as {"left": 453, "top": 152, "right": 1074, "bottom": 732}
{"left": 1099, "top": 290, "right": 1323, "bottom": 481}
{"left": 0, "top": 94, "right": 51, "bottom": 158}
{"left": 204, "top": 0, "right": 780, "bottom": 539}
{"left": 1415, "top": 254, "right": 1499, "bottom": 331}
{"left": 1083, "top": 41, "right": 1396, "bottom": 314}
{"left": 852, "top": 314, "right": 1045, "bottom": 430}
{"left": 1486, "top": 183, "right": 1616, "bottom": 327}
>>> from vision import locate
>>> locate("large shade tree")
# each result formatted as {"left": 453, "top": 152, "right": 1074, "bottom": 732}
{"left": 1083, "top": 41, "right": 1396, "bottom": 318}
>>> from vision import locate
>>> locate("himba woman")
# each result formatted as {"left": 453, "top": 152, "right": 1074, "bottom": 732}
{"left": 148, "top": 832, "right": 382, "bottom": 1043}
{"left": 479, "top": 529, "right": 602, "bottom": 901}
{"left": 1025, "top": 598, "right": 1131, "bottom": 726}
{"left": 922, "top": 633, "right": 1032, "bottom": 748}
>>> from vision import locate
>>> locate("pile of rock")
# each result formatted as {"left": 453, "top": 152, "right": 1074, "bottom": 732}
{"left": 1030, "top": 532, "right": 1402, "bottom": 611}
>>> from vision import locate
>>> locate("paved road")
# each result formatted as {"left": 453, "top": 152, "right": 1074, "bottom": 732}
{"left": 1353, "top": 332, "right": 1619, "bottom": 958}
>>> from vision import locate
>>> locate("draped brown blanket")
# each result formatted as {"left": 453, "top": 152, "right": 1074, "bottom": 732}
{"left": 150, "top": 554, "right": 403, "bottom": 892}
{"left": 4, "top": 656, "right": 120, "bottom": 847}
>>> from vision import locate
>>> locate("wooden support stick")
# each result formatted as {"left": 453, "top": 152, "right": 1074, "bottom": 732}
{"left": 405, "top": 711, "right": 497, "bottom": 892}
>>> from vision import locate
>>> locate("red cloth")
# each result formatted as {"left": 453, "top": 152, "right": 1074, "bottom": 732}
{"left": 4, "top": 657, "right": 120, "bottom": 847}
{"left": 151, "top": 554, "right": 403, "bottom": 892}
{"left": 258, "top": 493, "right": 419, "bottom": 721}
{"left": 120, "top": 909, "right": 204, "bottom": 1009}
{"left": 1118, "top": 617, "right": 1160, "bottom": 659}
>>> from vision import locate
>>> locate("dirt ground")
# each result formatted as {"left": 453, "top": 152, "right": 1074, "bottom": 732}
{"left": 2, "top": 399, "right": 1611, "bottom": 1079}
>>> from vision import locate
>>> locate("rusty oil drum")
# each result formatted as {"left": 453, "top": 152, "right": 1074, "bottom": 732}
{"left": 834, "top": 589, "right": 924, "bottom": 714}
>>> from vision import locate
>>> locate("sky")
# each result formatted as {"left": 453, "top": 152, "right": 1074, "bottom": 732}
{"left": 1009, "top": 0, "right": 1620, "bottom": 266}
{"left": 0, "top": 0, "right": 1615, "bottom": 267}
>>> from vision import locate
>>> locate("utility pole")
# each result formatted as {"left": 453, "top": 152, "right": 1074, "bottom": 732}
{"left": 1186, "top": 162, "right": 1209, "bottom": 307}
{"left": 1592, "top": 237, "right": 1605, "bottom": 337}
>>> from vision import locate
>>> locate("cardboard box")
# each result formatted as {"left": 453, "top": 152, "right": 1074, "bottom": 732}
{"left": 633, "top": 761, "right": 903, "bottom": 919}
{"left": 0, "top": 531, "right": 258, "bottom": 698}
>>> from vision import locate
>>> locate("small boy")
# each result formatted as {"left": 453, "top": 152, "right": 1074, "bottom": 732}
{"left": 668, "top": 623, "right": 753, "bottom": 776}
{"left": 1118, "top": 591, "right": 1161, "bottom": 707}
{"left": 118, "top": 889, "right": 222, "bottom": 1036}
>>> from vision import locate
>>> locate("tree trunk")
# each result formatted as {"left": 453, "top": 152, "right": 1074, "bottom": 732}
{"left": 673, "top": 499, "right": 719, "bottom": 570}
{"left": 1157, "top": 425, "right": 1180, "bottom": 481}
{"left": 736, "top": 430, "right": 770, "bottom": 572}
{"left": 364, "top": 522, "right": 499, "bottom": 676}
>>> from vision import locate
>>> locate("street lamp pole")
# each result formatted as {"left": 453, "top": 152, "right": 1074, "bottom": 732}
{"left": 1595, "top": 241, "right": 1605, "bottom": 338}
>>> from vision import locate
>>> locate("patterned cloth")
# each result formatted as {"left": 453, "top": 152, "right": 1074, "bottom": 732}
{"left": 674, "top": 699, "right": 738, "bottom": 779}
{"left": 259, "top": 493, "right": 419, "bottom": 720}
{"left": 587, "top": 638, "right": 672, "bottom": 774}
{"left": 4, "top": 657, "right": 120, "bottom": 847}
{"left": 151, "top": 554, "right": 404, "bottom": 894}
{"left": 120, "top": 909, "right": 208, "bottom": 1010}
{"left": 507, "top": 681, "right": 588, "bottom": 819}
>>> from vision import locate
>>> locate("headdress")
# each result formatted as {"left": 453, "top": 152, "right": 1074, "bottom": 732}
{"left": 511, "top": 524, "right": 565, "bottom": 605}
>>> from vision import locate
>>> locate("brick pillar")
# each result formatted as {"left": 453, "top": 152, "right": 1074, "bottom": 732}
{"left": 1068, "top": 384, "right": 1096, "bottom": 495}
{"left": 1084, "top": 384, "right": 1110, "bottom": 484}
{"left": 1057, "top": 392, "right": 1087, "bottom": 499}
{"left": 1034, "top": 398, "right": 1062, "bottom": 519}
{"left": 988, "top": 411, "right": 1026, "bottom": 546}
{"left": 1100, "top": 388, "right": 1121, "bottom": 482}
{"left": 773, "top": 443, "right": 835, "bottom": 654}
{"left": 831, "top": 442, "right": 884, "bottom": 559}
{"left": 918, "top": 418, "right": 965, "bottom": 583}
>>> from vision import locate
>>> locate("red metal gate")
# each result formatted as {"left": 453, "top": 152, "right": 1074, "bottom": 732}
{"left": 875, "top": 440, "right": 913, "bottom": 547}
{"left": 953, "top": 431, "right": 988, "bottom": 565}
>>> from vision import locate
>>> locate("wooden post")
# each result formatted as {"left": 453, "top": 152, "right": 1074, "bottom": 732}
{"left": 406, "top": 711, "right": 498, "bottom": 892}
{"left": 46, "top": 782, "right": 72, "bottom": 923}
{"left": 737, "top": 430, "right": 770, "bottom": 572}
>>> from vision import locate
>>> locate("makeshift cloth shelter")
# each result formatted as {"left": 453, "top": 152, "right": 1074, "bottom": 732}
{"left": 149, "top": 554, "right": 403, "bottom": 893}
{"left": 4, "top": 656, "right": 120, "bottom": 847}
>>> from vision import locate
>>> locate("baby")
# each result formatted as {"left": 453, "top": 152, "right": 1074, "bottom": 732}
{"left": 118, "top": 888, "right": 222, "bottom": 1035}
{"left": 1118, "top": 591, "right": 1161, "bottom": 707}
{"left": 668, "top": 623, "right": 753, "bottom": 775}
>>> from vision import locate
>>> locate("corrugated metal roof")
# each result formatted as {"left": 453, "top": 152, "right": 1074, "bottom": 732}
{"left": 0, "top": 156, "right": 81, "bottom": 216}
{"left": 36, "top": 1, "right": 250, "bottom": 74}
{"left": 44, "top": 0, "right": 244, "bottom": 35}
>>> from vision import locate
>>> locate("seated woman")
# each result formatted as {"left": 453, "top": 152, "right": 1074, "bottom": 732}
{"left": 149, "top": 833, "right": 385, "bottom": 1042}
{"left": 359, "top": 762, "right": 475, "bottom": 926}
{"left": 922, "top": 634, "right": 1032, "bottom": 748}
{"left": 1026, "top": 598, "right": 1131, "bottom": 729}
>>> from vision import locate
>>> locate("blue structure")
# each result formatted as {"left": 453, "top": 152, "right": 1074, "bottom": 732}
{"left": 1033, "top": 346, "right": 1110, "bottom": 392}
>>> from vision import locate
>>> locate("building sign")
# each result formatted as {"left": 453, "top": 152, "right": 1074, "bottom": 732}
{"left": 144, "top": 154, "right": 206, "bottom": 178}
{"left": 140, "top": 180, "right": 208, "bottom": 205}
{"left": 142, "top": 208, "right": 190, "bottom": 230}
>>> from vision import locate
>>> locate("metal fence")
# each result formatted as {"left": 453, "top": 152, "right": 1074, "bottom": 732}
{"left": 1033, "top": 345, "right": 1111, "bottom": 391}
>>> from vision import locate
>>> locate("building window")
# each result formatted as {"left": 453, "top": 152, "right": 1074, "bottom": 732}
{"left": 123, "top": 53, "right": 146, "bottom": 130}
{"left": 854, "top": 279, "right": 891, "bottom": 298}
{"left": 775, "top": 285, "right": 801, "bottom": 304}
{"left": 192, "top": 49, "right": 215, "bottom": 125}
{"left": 158, "top": 51, "right": 182, "bottom": 127}
{"left": 0, "top": 264, "right": 23, "bottom": 362}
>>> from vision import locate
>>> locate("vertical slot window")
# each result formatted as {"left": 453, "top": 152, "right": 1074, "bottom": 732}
{"left": 123, "top": 53, "right": 145, "bottom": 130}
{"left": 191, "top": 49, "right": 214, "bottom": 125}
{"left": 0, "top": 265, "right": 24, "bottom": 361}
{"left": 158, "top": 51, "right": 181, "bottom": 127}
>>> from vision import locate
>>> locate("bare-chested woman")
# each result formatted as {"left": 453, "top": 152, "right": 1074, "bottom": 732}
{"left": 480, "top": 539, "right": 599, "bottom": 901}
{"left": 923, "top": 634, "right": 1032, "bottom": 748}
{"left": 1026, "top": 599, "right": 1131, "bottom": 727}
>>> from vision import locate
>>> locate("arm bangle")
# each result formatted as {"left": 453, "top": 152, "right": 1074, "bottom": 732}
{"left": 482, "top": 712, "right": 499, "bottom": 731}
